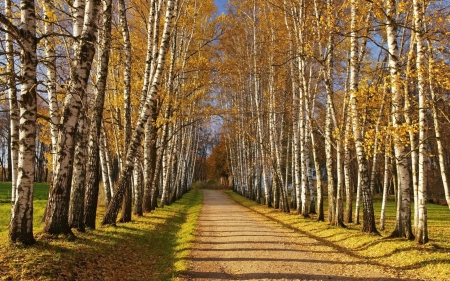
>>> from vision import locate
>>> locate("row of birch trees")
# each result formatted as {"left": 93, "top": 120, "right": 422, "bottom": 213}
{"left": 217, "top": 0, "right": 450, "bottom": 244}
{"left": 0, "top": 0, "right": 218, "bottom": 245}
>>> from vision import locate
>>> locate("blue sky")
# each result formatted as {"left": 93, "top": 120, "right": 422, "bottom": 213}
{"left": 214, "top": 0, "right": 228, "bottom": 14}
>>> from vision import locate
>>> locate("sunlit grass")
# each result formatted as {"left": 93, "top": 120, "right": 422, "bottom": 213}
{"left": 225, "top": 190, "right": 450, "bottom": 281}
{"left": 0, "top": 182, "right": 50, "bottom": 241}
{"left": 0, "top": 182, "right": 203, "bottom": 281}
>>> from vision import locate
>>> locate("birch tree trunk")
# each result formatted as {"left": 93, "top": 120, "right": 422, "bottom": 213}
{"left": 118, "top": 0, "right": 133, "bottom": 223}
{"left": 252, "top": 1, "right": 270, "bottom": 207}
{"left": 133, "top": 147, "right": 144, "bottom": 216}
{"left": 143, "top": 117, "right": 158, "bottom": 212}
{"left": 160, "top": 119, "right": 172, "bottom": 207}
{"left": 102, "top": 0, "right": 176, "bottom": 225}
{"left": 349, "top": 0, "right": 377, "bottom": 234}
{"left": 344, "top": 113, "right": 353, "bottom": 223}
{"left": 43, "top": 0, "right": 102, "bottom": 236}
{"left": 321, "top": 0, "right": 336, "bottom": 224}
{"left": 380, "top": 139, "right": 391, "bottom": 231}
{"left": 268, "top": 65, "right": 289, "bottom": 213}
{"left": 334, "top": 128, "right": 345, "bottom": 227}
{"left": 99, "top": 131, "right": 111, "bottom": 206}
{"left": 5, "top": 0, "right": 38, "bottom": 244}
{"left": 299, "top": 64, "right": 309, "bottom": 217}
{"left": 386, "top": 0, "right": 414, "bottom": 240}
{"left": 83, "top": 0, "right": 112, "bottom": 230}
{"left": 310, "top": 116, "right": 323, "bottom": 219}
{"left": 102, "top": 126, "right": 115, "bottom": 196}
{"left": 141, "top": 0, "right": 161, "bottom": 213}
{"left": 413, "top": 0, "right": 428, "bottom": 244}
{"left": 4, "top": 0, "right": 19, "bottom": 208}
{"left": 150, "top": 138, "right": 164, "bottom": 211}
{"left": 68, "top": 105, "right": 89, "bottom": 231}
{"left": 43, "top": 0, "right": 60, "bottom": 177}
{"left": 404, "top": 33, "right": 419, "bottom": 233}
{"left": 304, "top": 85, "right": 316, "bottom": 215}
{"left": 428, "top": 49, "right": 450, "bottom": 209}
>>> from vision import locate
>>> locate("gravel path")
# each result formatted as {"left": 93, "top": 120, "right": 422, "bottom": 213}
{"left": 181, "top": 190, "right": 419, "bottom": 281}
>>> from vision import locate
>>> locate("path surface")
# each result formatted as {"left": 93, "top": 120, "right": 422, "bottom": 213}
{"left": 181, "top": 190, "right": 418, "bottom": 281}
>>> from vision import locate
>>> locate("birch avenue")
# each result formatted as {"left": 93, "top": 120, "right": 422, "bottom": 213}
{"left": 102, "top": 0, "right": 177, "bottom": 225}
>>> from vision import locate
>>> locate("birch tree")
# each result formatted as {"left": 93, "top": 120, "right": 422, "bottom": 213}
{"left": 2, "top": 0, "right": 38, "bottom": 245}
{"left": 385, "top": 0, "right": 414, "bottom": 240}
{"left": 348, "top": 0, "right": 378, "bottom": 234}
{"left": 44, "top": 0, "right": 103, "bottom": 236}
{"left": 102, "top": 0, "right": 177, "bottom": 225}
{"left": 43, "top": 0, "right": 60, "bottom": 176}
{"left": 83, "top": 0, "right": 113, "bottom": 230}
{"left": 4, "top": 0, "right": 19, "bottom": 209}
{"left": 118, "top": 0, "right": 133, "bottom": 223}
{"left": 413, "top": 0, "right": 428, "bottom": 244}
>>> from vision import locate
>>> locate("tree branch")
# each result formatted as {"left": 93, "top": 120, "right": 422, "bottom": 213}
{"left": 0, "top": 12, "right": 22, "bottom": 43}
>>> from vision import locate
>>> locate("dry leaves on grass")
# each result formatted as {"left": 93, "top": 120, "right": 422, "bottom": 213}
{"left": 0, "top": 190, "right": 202, "bottom": 281}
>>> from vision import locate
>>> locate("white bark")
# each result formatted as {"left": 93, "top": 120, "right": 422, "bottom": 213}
{"left": 349, "top": 0, "right": 377, "bottom": 233}
{"left": 344, "top": 112, "right": 353, "bottom": 223}
{"left": 4, "top": 0, "right": 19, "bottom": 207}
{"left": 304, "top": 82, "right": 316, "bottom": 214}
{"left": 68, "top": 104, "right": 89, "bottom": 231}
{"left": 83, "top": 0, "right": 113, "bottom": 230}
{"left": 133, "top": 147, "right": 143, "bottom": 216}
{"left": 160, "top": 120, "right": 172, "bottom": 207}
{"left": 43, "top": 0, "right": 60, "bottom": 176}
{"left": 142, "top": 0, "right": 163, "bottom": 212}
{"left": 335, "top": 123, "right": 344, "bottom": 226}
{"left": 44, "top": 0, "right": 102, "bottom": 235}
{"left": 7, "top": 0, "right": 37, "bottom": 244}
{"left": 102, "top": 126, "right": 115, "bottom": 196}
{"left": 428, "top": 49, "right": 450, "bottom": 209}
{"left": 299, "top": 61, "right": 309, "bottom": 217}
{"left": 102, "top": 0, "right": 177, "bottom": 225}
{"left": 380, "top": 139, "right": 391, "bottom": 231}
{"left": 386, "top": 0, "right": 414, "bottom": 239}
{"left": 118, "top": 0, "right": 133, "bottom": 222}
{"left": 413, "top": 0, "right": 428, "bottom": 244}
{"left": 404, "top": 33, "right": 419, "bottom": 233}
{"left": 99, "top": 130, "right": 111, "bottom": 206}
{"left": 311, "top": 0, "right": 329, "bottom": 221}
{"left": 321, "top": 0, "right": 336, "bottom": 224}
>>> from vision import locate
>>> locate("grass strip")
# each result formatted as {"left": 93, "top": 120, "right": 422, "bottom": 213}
{"left": 224, "top": 190, "right": 450, "bottom": 281}
{"left": 0, "top": 186, "right": 202, "bottom": 281}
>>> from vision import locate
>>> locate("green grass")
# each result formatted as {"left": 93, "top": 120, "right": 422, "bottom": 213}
{"left": 0, "top": 183, "right": 203, "bottom": 281}
{"left": 0, "top": 182, "right": 50, "bottom": 240}
{"left": 225, "top": 190, "right": 450, "bottom": 281}
{"left": 0, "top": 182, "right": 49, "bottom": 202}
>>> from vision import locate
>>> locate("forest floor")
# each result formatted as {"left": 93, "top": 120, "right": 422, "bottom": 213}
{"left": 0, "top": 186, "right": 203, "bottom": 281}
{"left": 179, "top": 189, "right": 422, "bottom": 281}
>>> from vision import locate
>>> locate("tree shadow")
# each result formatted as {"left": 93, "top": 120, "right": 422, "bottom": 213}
{"left": 181, "top": 271, "right": 419, "bottom": 281}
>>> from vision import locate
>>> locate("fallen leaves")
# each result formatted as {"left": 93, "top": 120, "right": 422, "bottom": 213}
{"left": 0, "top": 189, "right": 203, "bottom": 281}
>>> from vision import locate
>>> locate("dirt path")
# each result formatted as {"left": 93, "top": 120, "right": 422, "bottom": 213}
{"left": 181, "top": 190, "right": 419, "bottom": 281}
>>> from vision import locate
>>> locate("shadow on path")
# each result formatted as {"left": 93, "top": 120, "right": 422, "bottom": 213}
{"left": 180, "top": 190, "right": 421, "bottom": 281}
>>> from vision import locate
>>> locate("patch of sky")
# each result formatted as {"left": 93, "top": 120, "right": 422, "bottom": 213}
{"left": 214, "top": 0, "right": 228, "bottom": 15}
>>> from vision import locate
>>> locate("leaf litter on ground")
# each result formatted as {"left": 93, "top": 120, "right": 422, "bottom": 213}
{"left": 0, "top": 188, "right": 202, "bottom": 281}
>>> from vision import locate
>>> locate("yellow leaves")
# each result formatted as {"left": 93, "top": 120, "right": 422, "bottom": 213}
{"left": 430, "top": 60, "right": 450, "bottom": 91}
{"left": 0, "top": 187, "right": 203, "bottom": 281}
{"left": 397, "top": 1, "right": 409, "bottom": 13}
